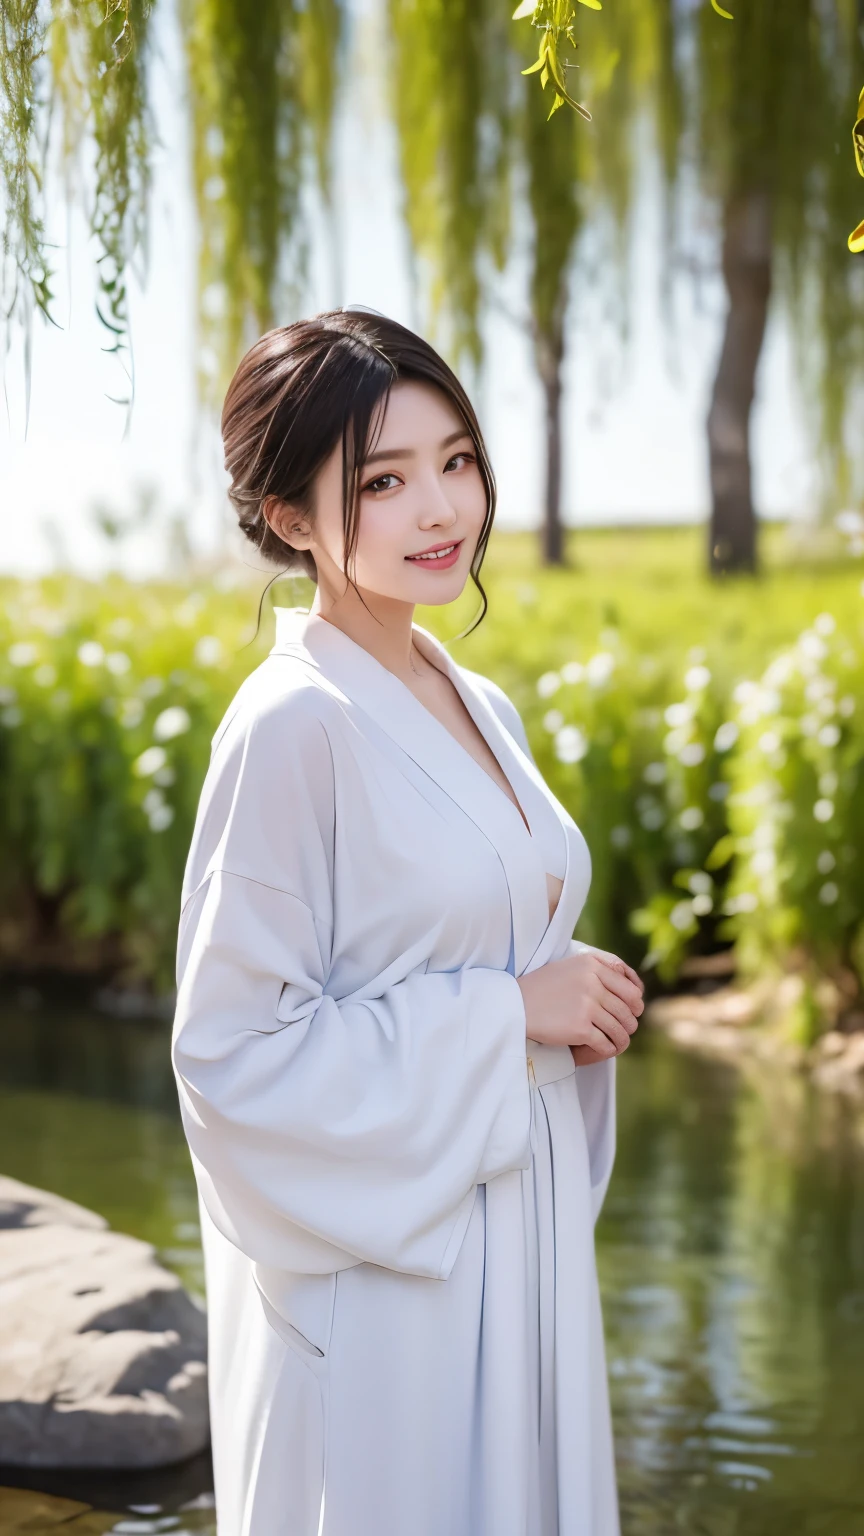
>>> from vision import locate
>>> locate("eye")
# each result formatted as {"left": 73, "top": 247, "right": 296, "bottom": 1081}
{"left": 444, "top": 450, "right": 476, "bottom": 473}
{"left": 362, "top": 472, "right": 402, "bottom": 495}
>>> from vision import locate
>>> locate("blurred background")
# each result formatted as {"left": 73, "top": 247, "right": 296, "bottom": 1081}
{"left": 2, "top": 1, "right": 864, "bottom": 1531}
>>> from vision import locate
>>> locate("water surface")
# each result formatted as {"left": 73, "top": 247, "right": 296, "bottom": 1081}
{"left": 1, "top": 997, "right": 863, "bottom": 1534}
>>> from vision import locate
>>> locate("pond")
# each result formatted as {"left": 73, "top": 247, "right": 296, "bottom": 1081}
{"left": 1, "top": 994, "right": 864, "bottom": 1535}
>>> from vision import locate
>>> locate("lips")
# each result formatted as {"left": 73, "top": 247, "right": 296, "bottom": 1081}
{"left": 405, "top": 539, "right": 463, "bottom": 564}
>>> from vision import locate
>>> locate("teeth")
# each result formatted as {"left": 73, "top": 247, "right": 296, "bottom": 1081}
{"left": 410, "top": 544, "right": 457, "bottom": 561}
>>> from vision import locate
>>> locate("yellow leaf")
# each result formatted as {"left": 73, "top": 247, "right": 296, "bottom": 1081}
{"left": 849, "top": 217, "right": 864, "bottom": 254}
{"left": 854, "top": 107, "right": 864, "bottom": 178}
{"left": 711, "top": 0, "right": 734, "bottom": 15}
{"left": 577, "top": 0, "right": 602, "bottom": 8}
{"left": 521, "top": 54, "right": 547, "bottom": 75}
{"left": 512, "top": 0, "right": 536, "bottom": 17}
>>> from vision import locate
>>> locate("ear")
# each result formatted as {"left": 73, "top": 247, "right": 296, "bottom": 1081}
{"left": 262, "top": 494, "right": 312, "bottom": 551}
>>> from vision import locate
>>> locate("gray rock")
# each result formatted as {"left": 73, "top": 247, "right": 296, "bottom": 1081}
{"left": 0, "top": 1176, "right": 209, "bottom": 1469}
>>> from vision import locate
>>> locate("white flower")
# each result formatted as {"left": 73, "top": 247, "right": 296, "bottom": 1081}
{"left": 194, "top": 635, "right": 223, "bottom": 667}
{"left": 835, "top": 509, "right": 864, "bottom": 537}
{"left": 134, "top": 746, "right": 168, "bottom": 777}
{"left": 143, "top": 788, "right": 165, "bottom": 816}
{"left": 799, "top": 714, "right": 820, "bottom": 737}
{"left": 814, "top": 799, "right": 835, "bottom": 823}
{"left": 684, "top": 665, "right": 711, "bottom": 692}
{"left": 1, "top": 705, "right": 22, "bottom": 728}
{"left": 154, "top": 766, "right": 176, "bottom": 788}
{"left": 643, "top": 761, "right": 667, "bottom": 785}
{"left": 724, "top": 892, "right": 758, "bottom": 915}
{"left": 687, "top": 872, "right": 712, "bottom": 896}
{"left": 687, "top": 646, "right": 707, "bottom": 664}
{"left": 679, "top": 742, "right": 706, "bottom": 768}
{"left": 585, "top": 652, "right": 615, "bottom": 688}
{"left": 543, "top": 709, "right": 564, "bottom": 733}
{"left": 763, "top": 656, "right": 795, "bottom": 688}
{"left": 814, "top": 612, "right": 836, "bottom": 636}
{"left": 639, "top": 805, "right": 665, "bottom": 832}
{"left": 751, "top": 849, "right": 776, "bottom": 877}
{"left": 120, "top": 698, "right": 145, "bottom": 728}
{"left": 664, "top": 701, "right": 694, "bottom": 729}
{"left": 818, "top": 724, "right": 840, "bottom": 748}
{"left": 536, "top": 671, "right": 561, "bottom": 699}
{"left": 818, "top": 882, "right": 839, "bottom": 906}
{"left": 9, "top": 642, "right": 38, "bottom": 667}
{"left": 664, "top": 729, "right": 689, "bottom": 757}
{"left": 838, "top": 696, "right": 855, "bottom": 718}
{"left": 691, "top": 893, "right": 713, "bottom": 917}
{"left": 153, "top": 706, "right": 191, "bottom": 742}
{"left": 77, "top": 641, "right": 104, "bottom": 668}
{"left": 139, "top": 676, "right": 165, "bottom": 699}
{"left": 149, "top": 804, "right": 175, "bottom": 832}
{"left": 733, "top": 681, "right": 759, "bottom": 706}
{"left": 560, "top": 661, "right": 584, "bottom": 685}
{"left": 554, "top": 725, "right": 588, "bottom": 764}
{"left": 34, "top": 664, "right": 56, "bottom": 688}
{"left": 610, "top": 825, "right": 632, "bottom": 849}
{"left": 106, "top": 651, "right": 131, "bottom": 675}
{"left": 679, "top": 806, "right": 704, "bottom": 831}
{"left": 799, "top": 631, "right": 828, "bottom": 661}
{"left": 714, "top": 722, "right": 739, "bottom": 753}
{"left": 758, "top": 731, "right": 781, "bottom": 755}
{"left": 818, "top": 771, "right": 838, "bottom": 797}
{"left": 708, "top": 781, "right": 730, "bottom": 801}
{"left": 0, "top": 686, "right": 16, "bottom": 705}
{"left": 670, "top": 900, "right": 695, "bottom": 932}
{"left": 817, "top": 850, "right": 836, "bottom": 875}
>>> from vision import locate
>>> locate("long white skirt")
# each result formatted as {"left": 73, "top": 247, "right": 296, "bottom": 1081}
{"left": 201, "top": 1050, "right": 620, "bottom": 1536}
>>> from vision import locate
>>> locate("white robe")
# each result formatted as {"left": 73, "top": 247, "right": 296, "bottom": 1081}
{"left": 171, "top": 606, "right": 620, "bottom": 1536}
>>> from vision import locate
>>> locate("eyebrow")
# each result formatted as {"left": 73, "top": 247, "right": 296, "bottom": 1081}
{"left": 361, "top": 427, "right": 472, "bottom": 467}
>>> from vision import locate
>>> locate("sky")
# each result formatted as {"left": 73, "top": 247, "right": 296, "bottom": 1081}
{"left": 0, "top": 0, "right": 816, "bottom": 580}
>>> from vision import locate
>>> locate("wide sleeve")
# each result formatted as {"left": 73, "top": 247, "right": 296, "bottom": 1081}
{"left": 171, "top": 688, "right": 533, "bottom": 1283}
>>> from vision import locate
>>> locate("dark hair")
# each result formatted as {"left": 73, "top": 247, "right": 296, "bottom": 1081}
{"left": 221, "top": 307, "right": 495, "bottom": 632}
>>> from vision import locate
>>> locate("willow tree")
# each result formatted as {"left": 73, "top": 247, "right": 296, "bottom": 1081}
{"left": 521, "top": 0, "right": 660, "bottom": 563}
{"left": 1, "top": 0, "right": 154, "bottom": 427}
{"left": 181, "top": 0, "right": 343, "bottom": 406}
{"left": 386, "top": 0, "right": 656, "bottom": 565}
{"left": 1, "top": 0, "right": 343, "bottom": 419}
{"left": 666, "top": 0, "right": 864, "bottom": 574}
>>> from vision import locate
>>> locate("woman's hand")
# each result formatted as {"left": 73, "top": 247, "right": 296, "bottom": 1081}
{"left": 517, "top": 945, "right": 644, "bottom": 1062}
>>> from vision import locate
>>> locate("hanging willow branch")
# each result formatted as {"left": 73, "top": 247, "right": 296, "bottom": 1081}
{"left": 851, "top": 85, "right": 864, "bottom": 252}
{"left": 0, "top": 0, "right": 54, "bottom": 412}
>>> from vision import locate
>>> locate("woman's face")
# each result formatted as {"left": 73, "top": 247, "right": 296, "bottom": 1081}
{"left": 297, "top": 379, "right": 489, "bottom": 607}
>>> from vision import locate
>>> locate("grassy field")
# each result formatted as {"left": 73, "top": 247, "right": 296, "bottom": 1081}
{"left": 2, "top": 524, "right": 863, "bottom": 1019}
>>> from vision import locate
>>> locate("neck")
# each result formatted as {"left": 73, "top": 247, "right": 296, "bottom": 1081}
{"left": 309, "top": 583, "right": 420, "bottom": 682}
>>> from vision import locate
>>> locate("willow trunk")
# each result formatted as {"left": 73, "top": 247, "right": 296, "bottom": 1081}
{"left": 707, "top": 189, "right": 773, "bottom": 576}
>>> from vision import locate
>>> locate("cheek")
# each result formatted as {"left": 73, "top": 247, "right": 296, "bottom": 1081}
{"left": 354, "top": 502, "right": 409, "bottom": 565}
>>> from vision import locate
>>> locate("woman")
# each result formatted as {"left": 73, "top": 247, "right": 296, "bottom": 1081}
{"left": 172, "top": 308, "right": 644, "bottom": 1536}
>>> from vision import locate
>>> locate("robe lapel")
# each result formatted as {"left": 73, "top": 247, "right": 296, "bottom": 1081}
{"left": 270, "top": 607, "right": 571, "bottom": 977}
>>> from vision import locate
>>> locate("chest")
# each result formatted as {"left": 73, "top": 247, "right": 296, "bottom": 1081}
{"left": 323, "top": 715, "right": 589, "bottom": 994}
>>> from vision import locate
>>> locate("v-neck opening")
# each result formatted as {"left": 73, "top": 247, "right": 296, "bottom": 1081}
{"left": 408, "top": 626, "right": 536, "bottom": 844}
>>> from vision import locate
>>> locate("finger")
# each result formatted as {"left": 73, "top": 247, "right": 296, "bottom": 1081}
{"left": 595, "top": 961, "right": 644, "bottom": 1016}
{"left": 571, "top": 1043, "right": 607, "bottom": 1067}
{"left": 583, "top": 1025, "right": 619, "bottom": 1060}
{"left": 598, "top": 986, "right": 640, "bottom": 1035}
{"left": 591, "top": 948, "right": 644, "bottom": 994}
{"left": 592, "top": 1007, "right": 631, "bottom": 1054}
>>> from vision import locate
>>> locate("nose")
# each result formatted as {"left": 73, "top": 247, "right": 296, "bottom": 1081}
{"left": 417, "top": 466, "right": 459, "bottom": 529}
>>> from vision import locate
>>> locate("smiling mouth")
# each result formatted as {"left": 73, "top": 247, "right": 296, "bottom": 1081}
{"left": 405, "top": 540, "right": 463, "bottom": 563}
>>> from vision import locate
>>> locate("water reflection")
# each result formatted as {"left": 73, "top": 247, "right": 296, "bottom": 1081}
{"left": 1, "top": 999, "right": 863, "bottom": 1533}
{"left": 602, "top": 1036, "right": 864, "bottom": 1534}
